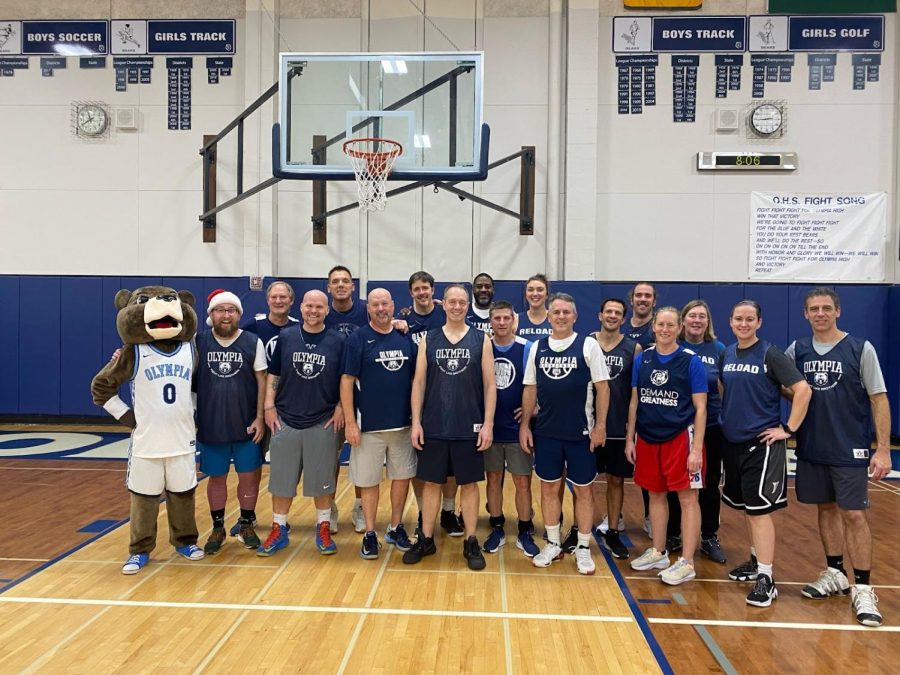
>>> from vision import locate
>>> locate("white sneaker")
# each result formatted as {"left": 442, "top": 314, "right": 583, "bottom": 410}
{"left": 643, "top": 516, "right": 652, "bottom": 539}
{"left": 351, "top": 502, "right": 366, "bottom": 533}
{"left": 631, "top": 547, "right": 669, "bottom": 571}
{"left": 330, "top": 503, "right": 339, "bottom": 534}
{"left": 851, "top": 585, "right": 883, "bottom": 627}
{"left": 575, "top": 545, "right": 595, "bottom": 575}
{"left": 598, "top": 513, "right": 626, "bottom": 534}
{"left": 660, "top": 557, "right": 696, "bottom": 586}
{"left": 801, "top": 567, "right": 850, "bottom": 599}
{"left": 533, "top": 542, "right": 564, "bottom": 568}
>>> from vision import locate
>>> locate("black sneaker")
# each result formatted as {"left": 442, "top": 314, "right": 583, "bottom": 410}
{"left": 561, "top": 525, "right": 579, "bottom": 554}
{"left": 402, "top": 536, "right": 437, "bottom": 564}
{"left": 415, "top": 511, "right": 423, "bottom": 540}
{"left": 700, "top": 536, "right": 726, "bottom": 564}
{"left": 603, "top": 529, "right": 629, "bottom": 559}
{"left": 746, "top": 573, "right": 778, "bottom": 607}
{"left": 440, "top": 509, "right": 464, "bottom": 537}
{"left": 463, "top": 536, "right": 486, "bottom": 571}
{"left": 203, "top": 527, "right": 226, "bottom": 555}
{"left": 728, "top": 558, "right": 758, "bottom": 582}
{"left": 360, "top": 531, "right": 381, "bottom": 560}
{"left": 666, "top": 536, "right": 682, "bottom": 553}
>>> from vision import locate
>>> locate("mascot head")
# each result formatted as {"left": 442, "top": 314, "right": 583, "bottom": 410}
{"left": 114, "top": 286, "right": 197, "bottom": 344}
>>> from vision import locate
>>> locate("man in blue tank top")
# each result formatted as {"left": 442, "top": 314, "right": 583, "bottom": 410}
{"left": 403, "top": 284, "right": 496, "bottom": 571}
{"left": 196, "top": 290, "right": 268, "bottom": 555}
{"left": 259, "top": 290, "right": 345, "bottom": 558}
{"left": 521, "top": 293, "right": 610, "bottom": 576}
{"left": 786, "top": 288, "right": 890, "bottom": 627}
{"left": 482, "top": 301, "right": 539, "bottom": 558}
{"left": 340, "top": 288, "right": 417, "bottom": 560}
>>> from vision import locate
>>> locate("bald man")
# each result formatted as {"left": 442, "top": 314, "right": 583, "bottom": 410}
{"left": 340, "top": 289, "right": 417, "bottom": 559}
{"left": 258, "top": 290, "right": 346, "bottom": 557}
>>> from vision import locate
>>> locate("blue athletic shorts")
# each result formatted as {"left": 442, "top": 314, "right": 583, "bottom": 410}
{"left": 533, "top": 435, "right": 597, "bottom": 486}
{"left": 198, "top": 440, "right": 263, "bottom": 476}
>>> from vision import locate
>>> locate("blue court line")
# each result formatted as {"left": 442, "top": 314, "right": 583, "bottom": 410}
{"left": 0, "top": 579, "right": 11, "bottom": 583}
{"left": 78, "top": 519, "right": 121, "bottom": 533}
{"left": 597, "top": 545, "right": 674, "bottom": 675}
{"left": 638, "top": 598, "right": 672, "bottom": 604}
{"left": 671, "top": 593, "right": 738, "bottom": 675}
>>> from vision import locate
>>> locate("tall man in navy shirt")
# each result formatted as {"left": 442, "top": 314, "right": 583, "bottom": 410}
{"left": 787, "top": 288, "right": 891, "bottom": 627}
{"left": 325, "top": 265, "right": 368, "bottom": 337}
{"left": 341, "top": 288, "right": 417, "bottom": 560}
{"left": 483, "top": 301, "right": 539, "bottom": 558}
{"left": 521, "top": 292, "right": 610, "bottom": 576}
{"left": 405, "top": 270, "right": 446, "bottom": 346}
{"left": 403, "top": 284, "right": 496, "bottom": 570}
{"left": 466, "top": 272, "right": 494, "bottom": 333}
{"left": 259, "top": 290, "right": 345, "bottom": 557}
{"left": 196, "top": 290, "right": 267, "bottom": 555}
{"left": 244, "top": 280, "right": 299, "bottom": 364}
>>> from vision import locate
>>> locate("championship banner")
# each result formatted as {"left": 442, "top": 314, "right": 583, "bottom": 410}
{"left": 749, "top": 192, "right": 886, "bottom": 281}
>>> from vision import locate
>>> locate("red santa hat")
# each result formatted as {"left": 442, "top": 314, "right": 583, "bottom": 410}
{"left": 206, "top": 288, "right": 243, "bottom": 326}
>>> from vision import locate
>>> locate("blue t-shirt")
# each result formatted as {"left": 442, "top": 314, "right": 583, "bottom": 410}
{"left": 405, "top": 305, "right": 446, "bottom": 346}
{"left": 195, "top": 330, "right": 261, "bottom": 444}
{"left": 244, "top": 314, "right": 299, "bottom": 364}
{"left": 632, "top": 346, "right": 707, "bottom": 443}
{"left": 325, "top": 298, "right": 368, "bottom": 337}
{"left": 679, "top": 339, "right": 726, "bottom": 427}
{"left": 342, "top": 325, "right": 415, "bottom": 432}
{"left": 623, "top": 320, "right": 655, "bottom": 349}
{"left": 516, "top": 311, "right": 551, "bottom": 340}
{"left": 269, "top": 325, "right": 345, "bottom": 430}
{"left": 492, "top": 337, "right": 531, "bottom": 443}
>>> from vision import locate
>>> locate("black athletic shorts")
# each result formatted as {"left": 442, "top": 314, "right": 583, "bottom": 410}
{"left": 722, "top": 437, "right": 788, "bottom": 515}
{"left": 416, "top": 438, "right": 485, "bottom": 486}
{"left": 795, "top": 459, "right": 870, "bottom": 511}
{"left": 596, "top": 438, "right": 634, "bottom": 479}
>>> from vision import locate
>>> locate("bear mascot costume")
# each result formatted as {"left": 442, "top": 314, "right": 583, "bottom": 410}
{"left": 91, "top": 286, "right": 205, "bottom": 574}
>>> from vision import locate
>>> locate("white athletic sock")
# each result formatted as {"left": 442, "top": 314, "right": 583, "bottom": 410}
{"left": 273, "top": 513, "right": 288, "bottom": 526}
{"left": 354, "top": 497, "right": 362, "bottom": 507}
{"left": 316, "top": 508, "right": 331, "bottom": 524}
{"left": 758, "top": 562, "right": 773, "bottom": 578}
{"left": 546, "top": 524, "right": 561, "bottom": 545}
{"left": 577, "top": 531, "right": 591, "bottom": 549}
{"left": 442, "top": 497, "right": 456, "bottom": 512}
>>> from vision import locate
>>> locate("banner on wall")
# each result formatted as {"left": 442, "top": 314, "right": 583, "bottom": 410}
{"left": 749, "top": 192, "right": 886, "bottom": 281}
{"left": 625, "top": 0, "right": 702, "bottom": 7}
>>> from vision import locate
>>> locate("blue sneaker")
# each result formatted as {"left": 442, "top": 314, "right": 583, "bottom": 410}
{"left": 516, "top": 531, "right": 540, "bottom": 558}
{"left": 122, "top": 552, "right": 149, "bottom": 575}
{"left": 257, "top": 523, "right": 289, "bottom": 557}
{"left": 385, "top": 523, "right": 413, "bottom": 551}
{"left": 229, "top": 518, "right": 257, "bottom": 537}
{"left": 175, "top": 543, "right": 205, "bottom": 561}
{"left": 316, "top": 521, "right": 337, "bottom": 555}
{"left": 483, "top": 526, "right": 506, "bottom": 553}
{"left": 360, "top": 531, "right": 381, "bottom": 560}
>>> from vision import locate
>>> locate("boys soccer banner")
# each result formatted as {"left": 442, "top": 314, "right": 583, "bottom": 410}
{"left": 749, "top": 192, "right": 886, "bottom": 281}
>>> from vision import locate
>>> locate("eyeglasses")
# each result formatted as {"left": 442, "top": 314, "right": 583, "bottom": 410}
{"left": 212, "top": 307, "right": 238, "bottom": 315}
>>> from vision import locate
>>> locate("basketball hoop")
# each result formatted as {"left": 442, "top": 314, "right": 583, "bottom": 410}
{"left": 342, "top": 138, "right": 403, "bottom": 211}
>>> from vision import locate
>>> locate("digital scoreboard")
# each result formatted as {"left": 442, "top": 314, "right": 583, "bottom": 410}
{"left": 697, "top": 151, "right": 798, "bottom": 171}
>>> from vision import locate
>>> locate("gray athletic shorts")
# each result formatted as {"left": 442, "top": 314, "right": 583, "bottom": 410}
{"left": 795, "top": 459, "right": 870, "bottom": 511}
{"left": 268, "top": 421, "right": 342, "bottom": 498}
{"left": 483, "top": 442, "right": 533, "bottom": 476}
{"left": 349, "top": 428, "right": 417, "bottom": 487}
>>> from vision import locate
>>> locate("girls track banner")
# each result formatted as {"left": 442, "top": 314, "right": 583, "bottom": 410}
{"left": 749, "top": 191, "right": 886, "bottom": 281}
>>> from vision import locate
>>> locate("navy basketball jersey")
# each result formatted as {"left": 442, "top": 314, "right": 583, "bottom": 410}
{"left": 325, "top": 298, "right": 368, "bottom": 337}
{"left": 466, "top": 307, "right": 492, "bottom": 334}
{"left": 492, "top": 337, "right": 530, "bottom": 443}
{"left": 516, "top": 311, "right": 552, "bottom": 340}
{"left": 680, "top": 339, "right": 725, "bottom": 427}
{"left": 719, "top": 341, "right": 782, "bottom": 443}
{"left": 534, "top": 334, "right": 595, "bottom": 441}
{"left": 421, "top": 327, "right": 485, "bottom": 440}
{"left": 624, "top": 320, "right": 654, "bottom": 349}
{"left": 794, "top": 335, "right": 872, "bottom": 467}
{"left": 634, "top": 346, "right": 701, "bottom": 443}
{"left": 269, "top": 325, "right": 345, "bottom": 429}
{"left": 342, "top": 325, "right": 415, "bottom": 432}
{"left": 245, "top": 314, "right": 298, "bottom": 365}
{"left": 600, "top": 335, "right": 638, "bottom": 439}
{"left": 406, "top": 305, "right": 446, "bottom": 346}
{"left": 195, "top": 330, "right": 260, "bottom": 444}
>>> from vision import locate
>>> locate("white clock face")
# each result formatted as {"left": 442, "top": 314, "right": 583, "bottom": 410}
{"left": 750, "top": 104, "right": 783, "bottom": 136}
{"left": 77, "top": 105, "right": 108, "bottom": 136}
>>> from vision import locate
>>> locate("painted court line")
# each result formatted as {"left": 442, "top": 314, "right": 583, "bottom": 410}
{"left": 498, "top": 546, "right": 514, "bottom": 675}
{"left": 385, "top": 567, "right": 611, "bottom": 580}
{"left": 672, "top": 592, "right": 738, "bottom": 675}
{"left": 622, "top": 575, "right": 900, "bottom": 590}
{"left": 62, "top": 559, "right": 281, "bottom": 570}
{"left": 649, "top": 617, "right": 900, "bottom": 633}
{"left": 0, "top": 466, "right": 126, "bottom": 472}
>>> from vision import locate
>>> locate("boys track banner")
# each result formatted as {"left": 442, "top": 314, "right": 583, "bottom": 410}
{"left": 749, "top": 192, "right": 886, "bottom": 281}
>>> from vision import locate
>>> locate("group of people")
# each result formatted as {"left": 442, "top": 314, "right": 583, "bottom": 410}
{"left": 154, "top": 270, "right": 890, "bottom": 628}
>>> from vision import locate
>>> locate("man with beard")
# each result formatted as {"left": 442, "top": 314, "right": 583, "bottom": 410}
{"left": 405, "top": 271, "right": 446, "bottom": 346}
{"left": 196, "top": 290, "right": 268, "bottom": 554}
{"left": 466, "top": 272, "right": 494, "bottom": 334}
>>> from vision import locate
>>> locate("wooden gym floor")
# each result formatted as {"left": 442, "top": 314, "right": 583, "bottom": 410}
{"left": 0, "top": 425, "right": 898, "bottom": 673}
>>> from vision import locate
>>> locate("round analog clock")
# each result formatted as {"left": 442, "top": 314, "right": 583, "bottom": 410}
{"left": 77, "top": 104, "right": 109, "bottom": 137}
{"left": 749, "top": 103, "right": 783, "bottom": 136}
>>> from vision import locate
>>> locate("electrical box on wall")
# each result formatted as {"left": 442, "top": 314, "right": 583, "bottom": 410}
{"left": 115, "top": 107, "right": 138, "bottom": 130}
{"left": 716, "top": 108, "right": 740, "bottom": 132}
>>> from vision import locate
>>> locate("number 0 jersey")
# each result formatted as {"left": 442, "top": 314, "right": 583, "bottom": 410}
{"left": 130, "top": 342, "right": 196, "bottom": 458}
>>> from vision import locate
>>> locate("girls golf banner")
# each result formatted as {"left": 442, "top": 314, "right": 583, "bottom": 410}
{"left": 749, "top": 191, "right": 886, "bottom": 281}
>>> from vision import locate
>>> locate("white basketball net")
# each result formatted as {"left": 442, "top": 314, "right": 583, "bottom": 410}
{"left": 342, "top": 138, "right": 403, "bottom": 211}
